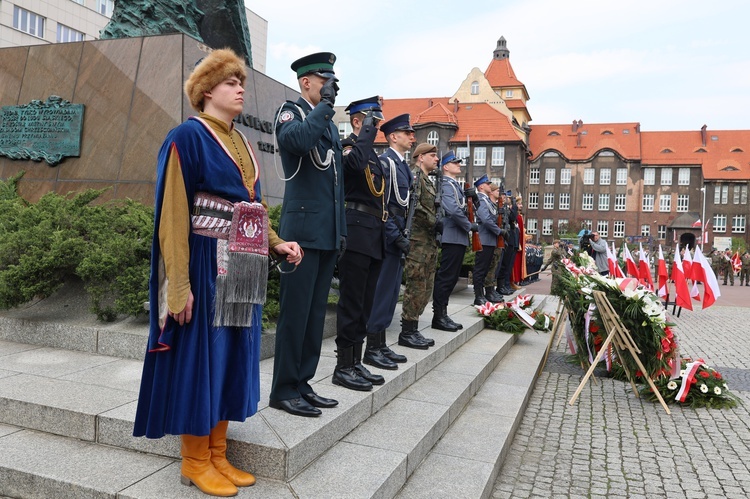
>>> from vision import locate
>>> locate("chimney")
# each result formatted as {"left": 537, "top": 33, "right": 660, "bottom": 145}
{"left": 454, "top": 99, "right": 459, "bottom": 113}
{"left": 635, "top": 123, "right": 640, "bottom": 134}
{"left": 572, "top": 120, "right": 578, "bottom": 132}
{"left": 701, "top": 124, "right": 707, "bottom": 147}
{"left": 428, "top": 99, "right": 433, "bottom": 107}
{"left": 576, "top": 132, "right": 582, "bottom": 147}
{"left": 578, "top": 119, "right": 583, "bottom": 128}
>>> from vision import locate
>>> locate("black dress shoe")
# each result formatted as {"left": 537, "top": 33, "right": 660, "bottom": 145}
{"left": 399, "top": 332, "right": 430, "bottom": 349}
{"left": 363, "top": 347, "right": 398, "bottom": 370}
{"left": 355, "top": 363, "right": 385, "bottom": 385}
{"left": 381, "top": 345, "right": 407, "bottom": 363}
{"left": 414, "top": 331, "right": 435, "bottom": 347}
{"left": 431, "top": 315, "right": 458, "bottom": 332}
{"left": 269, "top": 398, "right": 321, "bottom": 417}
{"left": 445, "top": 316, "right": 463, "bottom": 330}
{"left": 301, "top": 391, "right": 338, "bottom": 408}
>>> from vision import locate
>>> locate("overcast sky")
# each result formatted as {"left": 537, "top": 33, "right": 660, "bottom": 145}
{"left": 249, "top": 0, "right": 750, "bottom": 131}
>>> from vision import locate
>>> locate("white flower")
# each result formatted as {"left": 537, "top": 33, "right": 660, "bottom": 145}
{"left": 700, "top": 384, "right": 709, "bottom": 393}
{"left": 667, "top": 381, "right": 678, "bottom": 390}
{"left": 714, "top": 387, "right": 722, "bottom": 395}
{"left": 723, "top": 383, "right": 728, "bottom": 390}
{"left": 680, "top": 370, "right": 686, "bottom": 377}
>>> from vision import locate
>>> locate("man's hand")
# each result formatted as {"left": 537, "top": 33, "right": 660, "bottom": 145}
{"left": 338, "top": 236, "right": 347, "bottom": 261}
{"left": 272, "top": 241, "right": 303, "bottom": 266}
{"left": 470, "top": 223, "right": 480, "bottom": 233}
{"left": 320, "top": 77, "right": 338, "bottom": 107}
{"left": 169, "top": 290, "right": 194, "bottom": 326}
{"left": 395, "top": 235, "right": 410, "bottom": 256}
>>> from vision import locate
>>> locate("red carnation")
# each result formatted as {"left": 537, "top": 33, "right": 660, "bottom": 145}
{"left": 590, "top": 324, "right": 599, "bottom": 333}
{"left": 699, "top": 371, "right": 710, "bottom": 379}
{"left": 661, "top": 338, "right": 671, "bottom": 353}
{"left": 713, "top": 372, "right": 722, "bottom": 380}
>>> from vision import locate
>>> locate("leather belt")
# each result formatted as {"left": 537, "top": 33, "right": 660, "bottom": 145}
{"left": 346, "top": 202, "right": 384, "bottom": 219}
{"left": 388, "top": 206, "right": 406, "bottom": 218}
{"left": 192, "top": 205, "right": 233, "bottom": 221}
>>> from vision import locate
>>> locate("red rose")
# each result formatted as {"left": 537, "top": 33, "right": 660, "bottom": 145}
{"left": 590, "top": 324, "right": 599, "bottom": 333}
{"left": 636, "top": 370, "right": 643, "bottom": 378}
{"left": 699, "top": 371, "right": 710, "bottom": 379}
{"left": 691, "top": 377, "right": 698, "bottom": 384}
{"left": 661, "top": 338, "right": 671, "bottom": 352}
{"left": 665, "top": 327, "right": 674, "bottom": 339}
{"left": 713, "top": 372, "right": 722, "bottom": 380}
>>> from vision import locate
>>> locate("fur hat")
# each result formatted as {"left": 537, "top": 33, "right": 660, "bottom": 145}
{"left": 184, "top": 48, "right": 247, "bottom": 112}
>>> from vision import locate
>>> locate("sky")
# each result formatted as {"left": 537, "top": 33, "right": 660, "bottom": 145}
{"left": 249, "top": 0, "right": 750, "bottom": 132}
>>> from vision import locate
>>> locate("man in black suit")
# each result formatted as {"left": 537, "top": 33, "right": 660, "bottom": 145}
{"left": 270, "top": 52, "right": 346, "bottom": 417}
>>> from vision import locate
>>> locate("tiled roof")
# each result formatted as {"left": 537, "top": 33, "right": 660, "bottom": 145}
{"left": 484, "top": 58, "right": 524, "bottom": 89}
{"left": 641, "top": 130, "right": 750, "bottom": 180}
{"left": 504, "top": 99, "right": 527, "bottom": 110}
{"left": 528, "top": 123, "right": 642, "bottom": 161}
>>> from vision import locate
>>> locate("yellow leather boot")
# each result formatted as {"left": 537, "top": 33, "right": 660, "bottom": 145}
{"left": 180, "top": 433, "right": 238, "bottom": 497}
{"left": 209, "top": 421, "right": 256, "bottom": 487}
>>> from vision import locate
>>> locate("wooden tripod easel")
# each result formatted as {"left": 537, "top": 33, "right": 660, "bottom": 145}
{"left": 537, "top": 300, "right": 566, "bottom": 377}
{"left": 568, "top": 290, "right": 671, "bottom": 415}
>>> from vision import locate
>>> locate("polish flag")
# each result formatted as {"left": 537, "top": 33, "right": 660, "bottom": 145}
{"left": 682, "top": 247, "right": 700, "bottom": 300}
{"left": 623, "top": 244, "right": 639, "bottom": 279}
{"left": 691, "top": 218, "right": 702, "bottom": 228}
{"left": 606, "top": 242, "right": 617, "bottom": 277}
{"left": 732, "top": 251, "right": 742, "bottom": 274}
{"left": 639, "top": 243, "right": 655, "bottom": 290}
{"left": 671, "top": 244, "right": 693, "bottom": 311}
{"left": 611, "top": 242, "right": 624, "bottom": 278}
{"left": 693, "top": 246, "right": 721, "bottom": 309}
{"left": 657, "top": 245, "right": 669, "bottom": 299}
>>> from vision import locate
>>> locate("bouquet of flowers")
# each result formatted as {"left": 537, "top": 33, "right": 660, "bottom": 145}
{"left": 640, "top": 357, "right": 739, "bottom": 409}
{"left": 476, "top": 295, "right": 555, "bottom": 334}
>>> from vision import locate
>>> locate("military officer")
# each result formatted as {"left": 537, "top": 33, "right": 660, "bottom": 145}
{"left": 399, "top": 143, "right": 441, "bottom": 349}
{"left": 483, "top": 184, "right": 506, "bottom": 303}
{"left": 432, "top": 151, "right": 477, "bottom": 331}
{"left": 496, "top": 191, "right": 519, "bottom": 295}
{"left": 740, "top": 250, "right": 750, "bottom": 286}
{"left": 367, "top": 115, "right": 422, "bottom": 352}
{"left": 472, "top": 175, "right": 506, "bottom": 305}
{"left": 710, "top": 247, "right": 722, "bottom": 280}
{"left": 722, "top": 248, "right": 735, "bottom": 285}
{"left": 333, "top": 96, "right": 393, "bottom": 393}
{"left": 270, "top": 52, "right": 345, "bottom": 417}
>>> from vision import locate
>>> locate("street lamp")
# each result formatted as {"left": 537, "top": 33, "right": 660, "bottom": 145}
{"left": 700, "top": 186, "right": 706, "bottom": 249}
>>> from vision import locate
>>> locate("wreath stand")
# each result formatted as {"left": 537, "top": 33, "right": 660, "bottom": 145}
{"left": 568, "top": 290, "right": 671, "bottom": 415}
{"left": 537, "top": 299, "right": 565, "bottom": 377}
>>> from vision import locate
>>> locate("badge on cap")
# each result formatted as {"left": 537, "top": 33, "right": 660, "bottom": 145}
{"left": 278, "top": 110, "right": 293, "bottom": 123}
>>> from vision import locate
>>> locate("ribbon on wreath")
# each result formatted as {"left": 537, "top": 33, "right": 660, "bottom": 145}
{"left": 583, "top": 302, "right": 596, "bottom": 364}
{"left": 508, "top": 294, "right": 532, "bottom": 309}
{"left": 675, "top": 360, "right": 704, "bottom": 402}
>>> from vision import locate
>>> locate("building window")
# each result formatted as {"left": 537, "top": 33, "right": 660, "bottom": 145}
{"left": 582, "top": 193, "right": 594, "bottom": 211}
{"left": 599, "top": 168, "right": 611, "bottom": 185}
{"left": 659, "top": 194, "right": 671, "bottom": 212}
{"left": 57, "top": 24, "right": 84, "bottom": 43}
{"left": 714, "top": 184, "right": 729, "bottom": 204}
{"left": 583, "top": 168, "right": 595, "bottom": 185}
{"left": 471, "top": 81, "right": 479, "bottom": 95}
{"left": 505, "top": 90, "right": 513, "bottom": 98}
{"left": 658, "top": 225, "right": 667, "bottom": 239}
{"left": 614, "top": 194, "right": 626, "bottom": 211}
{"left": 13, "top": 6, "right": 45, "bottom": 38}
{"left": 733, "top": 185, "right": 747, "bottom": 204}
{"left": 529, "top": 168, "right": 540, "bottom": 185}
{"left": 644, "top": 168, "right": 655, "bottom": 185}
{"left": 641, "top": 224, "right": 651, "bottom": 236}
{"left": 98, "top": 0, "right": 115, "bottom": 16}
{"left": 678, "top": 168, "right": 690, "bottom": 185}
{"left": 732, "top": 215, "right": 746, "bottom": 233}
{"left": 560, "top": 168, "right": 571, "bottom": 185}
{"left": 616, "top": 168, "right": 628, "bottom": 185}
{"left": 542, "top": 218, "right": 553, "bottom": 235}
{"left": 473, "top": 147, "right": 486, "bottom": 166}
{"left": 528, "top": 192, "right": 539, "bottom": 209}
{"left": 598, "top": 194, "right": 610, "bottom": 211}
{"left": 456, "top": 147, "right": 469, "bottom": 165}
{"left": 597, "top": 221, "right": 608, "bottom": 237}
{"left": 491, "top": 147, "right": 505, "bottom": 166}
{"left": 660, "top": 167, "right": 673, "bottom": 185}
{"left": 583, "top": 220, "right": 593, "bottom": 230}
{"left": 526, "top": 218, "right": 537, "bottom": 235}
{"left": 543, "top": 192, "right": 554, "bottom": 209}
{"left": 559, "top": 192, "right": 570, "bottom": 210}
{"left": 713, "top": 214, "right": 727, "bottom": 232}
{"left": 427, "top": 130, "right": 438, "bottom": 146}
{"left": 613, "top": 221, "right": 625, "bottom": 238}
{"left": 642, "top": 194, "right": 654, "bottom": 212}
{"left": 677, "top": 194, "right": 689, "bottom": 212}
{"left": 741, "top": 185, "right": 748, "bottom": 204}
{"left": 545, "top": 168, "right": 555, "bottom": 184}
{"left": 557, "top": 219, "right": 568, "bottom": 234}
{"left": 338, "top": 121, "right": 352, "bottom": 139}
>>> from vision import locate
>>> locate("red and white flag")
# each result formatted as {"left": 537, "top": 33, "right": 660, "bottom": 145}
{"left": 657, "top": 245, "right": 669, "bottom": 298}
{"left": 623, "top": 244, "right": 639, "bottom": 279}
{"left": 671, "top": 244, "right": 693, "bottom": 311}
{"left": 691, "top": 218, "right": 702, "bottom": 228}
{"left": 732, "top": 251, "right": 742, "bottom": 273}
{"left": 611, "top": 242, "right": 624, "bottom": 278}
{"left": 682, "top": 247, "right": 700, "bottom": 299}
{"left": 639, "top": 243, "right": 655, "bottom": 290}
{"left": 693, "top": 246, "right": 721, "bottom": 309}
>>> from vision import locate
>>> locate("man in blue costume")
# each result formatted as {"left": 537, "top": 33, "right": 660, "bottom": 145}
{"left": 471, "top": 175, "right": 506, "bottom": 305}
{"left": 133, "top": 48, "right": 302, "bottom": 497}
{"left": 270, "top": 52, "right": 346, "bottom": 417}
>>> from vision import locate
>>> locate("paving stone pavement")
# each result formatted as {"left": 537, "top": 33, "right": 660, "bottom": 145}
{"left": 492, "top": 304, "right": 750, "bottom": 499}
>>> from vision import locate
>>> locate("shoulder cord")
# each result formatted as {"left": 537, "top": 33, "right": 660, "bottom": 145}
{"left": 272, "top": 104, "right": 335, "bottom": 182}
{"left": 448, "top": 179, "right": 466, "bottom": 209}
{"left": 388, "top": 158, "right": 409, "bottom": 207}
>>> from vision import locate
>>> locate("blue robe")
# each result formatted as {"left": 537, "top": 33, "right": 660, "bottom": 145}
{"left": 133, "top": 117, "right": 262, "bottom": 438}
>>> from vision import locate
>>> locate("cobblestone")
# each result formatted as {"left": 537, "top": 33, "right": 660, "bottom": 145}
{"left": 492, "top": 301, "right": 750, "bottom": 498}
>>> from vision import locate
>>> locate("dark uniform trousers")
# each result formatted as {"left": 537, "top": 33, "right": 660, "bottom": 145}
{"left": 433, "top": 243, "right": 466, "bottom": 308}
{"left": 473, "top": 245, "right": 496, "bottom": 290}
{"left": 498, "top": 244, "right": 517, "bottom": 289}
{"left": 367, "top": 248, "right": 404, "bottom": 333}
{"left": 336, "top": 250, "right": 383, "bottom": 349}
{"left": 271, "top": 249, "right": 337, "bottom": 401}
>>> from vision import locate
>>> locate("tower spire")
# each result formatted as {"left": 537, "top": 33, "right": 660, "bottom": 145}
{"left": 493, "top": 36, "right": 509, "bottom": 60}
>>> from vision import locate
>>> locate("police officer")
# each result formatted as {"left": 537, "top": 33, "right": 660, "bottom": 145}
{"left": 472, "top": 175, "right": 505, "bottom": 305}
{"left": 367, "top": 115, "right": 420, "bottom": 354}
{"left": 432, "top": 151, "right": 477, "bottom": 331}
{"left": 483, "top": 185, "right": 507, "bottom": 302}
{"left": 333, "top": 96, "right": 391, "bottom": 392}
{"left": 400, "top": 143, "right": 441, "bottom": 349}
{"left": 270, "top": 52, "right": 345, "bottom": 417}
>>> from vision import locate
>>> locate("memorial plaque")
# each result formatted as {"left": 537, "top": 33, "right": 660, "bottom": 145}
{"left": 0, "top": 95, "right": 84, "bottom": 166}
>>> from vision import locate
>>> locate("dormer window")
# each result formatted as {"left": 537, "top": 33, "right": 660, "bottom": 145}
{"left": 660, "top": 148, "right": 674, "bottom": 153}
{"left": 695, "top": 148, "right": 707, "bottom": 153}
{"left": 505, "top": 90, "right": 513, "bottom": 98}
{"left": 731, "top": 147, "right": 744, "bottom": 153}
{"left": 601, "top": 130, "right": 613, "bottom": 135}
{"left": 721, "top": 166, "right": 739, "bottom": 171}
{"left": 548, "top": 131, "right": 560, "bottom": 136}
{"left": 471, "top": 81, "right": 479, "bottom": 95}
{"left": 427, "top": 130, "right": 439, "bottom": 146}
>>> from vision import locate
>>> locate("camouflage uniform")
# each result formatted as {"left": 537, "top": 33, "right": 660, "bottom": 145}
{"left": 740, "top": 252, "right": 750, "bottom": 286}
{"left": 710, "top": 251, "right": 723, "bottom": 281}
{"left": 722, "top": 251, "right": 735, "bottom": 285}
{"left": 483, "top": 247, "right": 504, "bottom": 288}
{"left": 542, "top": 246, "right": 565, "bottom": 297}
{"left": 402, "top": 169, "right": 439, "bottom": 322}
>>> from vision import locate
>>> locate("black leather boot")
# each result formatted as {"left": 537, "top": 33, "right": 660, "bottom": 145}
{"left": 399, "top": 319, "right": 430, "bottom": 348}
{"left": 442, "top": 305, "right": 463, "bottom": 330}
{"left": 485, "top": 287, "right": 504, "bottom": 303}
{"left": 380, "top": 329, "right": 407, "bottom": 363}
{"left": 363, "top": 333, "right": 398, "bottom": 370}
{"left": 473, "top": 286, "right": 488, "bottom": 306}
{"left": 332, "top": 346, "right": 373, "bottom": 391}
{"left": 431, "top": 306, "right": 459, "bottom": 332}
{"left": 354, "top": 343, "right": 384, "bottom": 385}
{"left": 414, "top": 330, "right": 435, "bottom": 347}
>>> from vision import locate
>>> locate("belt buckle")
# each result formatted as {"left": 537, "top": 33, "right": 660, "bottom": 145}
{"left": 192, "top": 205, "right": 201, "bottom": 216}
